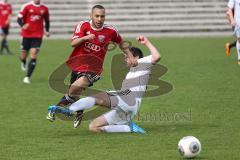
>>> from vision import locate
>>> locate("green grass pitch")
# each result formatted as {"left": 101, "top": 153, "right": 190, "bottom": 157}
{"left": 0, "top": 37, "right": 239, "bottom": 160}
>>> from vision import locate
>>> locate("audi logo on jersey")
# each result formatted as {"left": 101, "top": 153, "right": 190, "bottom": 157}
{"left": 30, "top": 15, "right": 41, "bottom": 22}
{"left": 85, "top": 42, "right": 101, "bottom": 52}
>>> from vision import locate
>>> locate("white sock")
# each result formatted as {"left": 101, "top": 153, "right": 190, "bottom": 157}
{"left": 237, "top": 41, "right": 240, "bottom": 60}
{"left": 69, "top": 97, "right": 95, "bottom": 112}
{"left": 101, "top": 125, "right": 131, "bottom": 133}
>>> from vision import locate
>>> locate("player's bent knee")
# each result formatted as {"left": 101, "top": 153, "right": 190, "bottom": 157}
{"left": 89, "top": 123, "right": 100, "bottom": 132}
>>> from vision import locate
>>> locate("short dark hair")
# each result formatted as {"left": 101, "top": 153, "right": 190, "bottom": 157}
{"left": 129, "top": 47, "right": 143, "bottom": 58}
{"left": 92, "top": 5, "right": 105, "bottom": 11}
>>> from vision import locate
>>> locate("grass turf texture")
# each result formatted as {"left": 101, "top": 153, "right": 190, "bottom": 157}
{"left": 0, "top": 37, "right": 239, "bottom": 160}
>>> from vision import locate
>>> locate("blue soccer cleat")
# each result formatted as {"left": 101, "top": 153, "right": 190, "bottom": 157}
{"left": 46, "top": 105, "right": 73, "bottom": 122}
{"left": 129, "top": 121, "right": 146, "bottom": 134}
{"left": 46, "top": 105, "right": 57, "bottom": 122}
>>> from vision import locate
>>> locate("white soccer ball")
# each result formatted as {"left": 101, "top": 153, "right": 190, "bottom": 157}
{"left": 178, "top": 136, "right": 201, "bottom": 158}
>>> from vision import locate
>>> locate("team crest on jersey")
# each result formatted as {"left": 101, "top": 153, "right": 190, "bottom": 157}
{"left": 98, "top": 35, "right": 105, "bottom": 43}
{"left": 30, "top": 9, "right": 34, "bottom": 13}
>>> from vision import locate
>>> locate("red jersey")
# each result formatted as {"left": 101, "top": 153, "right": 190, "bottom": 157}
{"left": 66, "top": 20, "right": 123, "bottom": 75}
{"left": 18, "top": 2, "right": 49, "bottom": 38}
{"left": 0, "top": 2, "right": 12, "bottom": 28}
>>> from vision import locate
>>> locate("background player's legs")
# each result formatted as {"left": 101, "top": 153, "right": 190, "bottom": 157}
{"left": 0, "top": 35, "right": 3, "bottom": 55}
{"left": 234, "top": 26, "right": 240, "bottom": 64}
{"left": 26, "top": 48, "right": 38, "bottom": 77}
{"left": 236, "top": 38, "right": 240, "bottom": 64}
{"left": 20, "top": 38, "right": 29, "bottom": 71}
{"left": 0, "top": 28, "right": 11, "bottom": 55}
{"left": 20, "top": 50, "right": 27, "bottom": 71}
{"left": 230, "top": 41, "right": 236, "bottom": 49}
{"left": 0, "top": 34, "right": 6, "bottom": 54}
{"left": 23, "top": 48, "right": 38, "bottom": 83}
{"left": 1, "top": 36, "right": 11, "bottom": 54}
{"left": 226, "top": 40, "right": 236, "bottom": 56}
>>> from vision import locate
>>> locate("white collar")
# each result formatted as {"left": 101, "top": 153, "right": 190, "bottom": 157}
{"left": 0, "top": 1, "right": 7, "bottom": 4}
{"left": 31, "top": 1, "right": 41, "bottom": 7}
{"left": 90, "top": 20, "right": 104, "bottom": 31}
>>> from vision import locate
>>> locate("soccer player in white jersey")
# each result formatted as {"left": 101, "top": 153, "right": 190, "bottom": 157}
{"left": 47, "top": 35, "right": 161, "bottom": 133}
{"left": 225, "top": 8, "right": 236, "bottom": 56}
{"left": 227, "top": 0, "right": 240, "bottom": 64}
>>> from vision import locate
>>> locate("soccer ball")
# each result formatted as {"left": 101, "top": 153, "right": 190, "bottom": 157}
{"left": 178, "top": 136, "right": 201, "bottom": 158}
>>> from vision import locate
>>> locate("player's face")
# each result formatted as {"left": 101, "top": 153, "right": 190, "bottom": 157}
{"left": 91, "top": 8, "right": 105, "bottom": 29}
{"left": 33, "top": 0, "right": 41, "bottom": 4}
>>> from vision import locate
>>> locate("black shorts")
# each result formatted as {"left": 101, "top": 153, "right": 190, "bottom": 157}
{"left": 70, "top": 71, "right": 100, "bottom": 86}
{"left": 21, "top": 38, "right": 42, "bottom": 51}
{"left": 0, "top": 26, "right": 9, "bottom": 35}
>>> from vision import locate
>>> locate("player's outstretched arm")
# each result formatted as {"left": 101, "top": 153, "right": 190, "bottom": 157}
{"left": 137, "top": 35, "right": 161, "bottom": 64}
{"left": 44, "top": 19, "right": 50, "bottom": 37}
{"left": 71, "top": 34, "right": 95, "bottom": 47}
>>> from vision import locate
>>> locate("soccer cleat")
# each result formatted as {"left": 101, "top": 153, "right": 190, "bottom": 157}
{"left": 73, "top": 110, "right": 84, "bottom": 128}
{"left": 238, "top": 60, "right": 240, "bottom": 65}
{"left": 129, "top": 121, "right": 146, "bottom": 133}
{"left": 46, "top": 105, "right": 56, "bottom": 122}
{"left": 21, "top": 63, "right": 27, "bottom": 71}
{"left": 46, "top": 105, "right": 74, "bottom": 122}
{"left": 23, "top": 77, "right": 31, "bottom": 84}
{"left": 225, "top": 42, "right": 231, "bottom": 57}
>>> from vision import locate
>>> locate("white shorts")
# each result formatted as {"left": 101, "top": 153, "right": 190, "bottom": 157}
{"left": 107, "top": 89, "right": 141, "bottom": 115}
{"left": 103, "top": 108, "right": 134, "bottom": 125}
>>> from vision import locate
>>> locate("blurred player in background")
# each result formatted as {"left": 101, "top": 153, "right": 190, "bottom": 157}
{"left": 47, "top": 35, "right": 161, "bottom": 133}
{"left": 49, "top": 5, "right": 137, "bottom": 128}
{"left": 225, "top": 8, "right": 236, "bottom": 56}
{"left": 17, "top": 0, "right": 50, "bottom": 84}
{"left": 226, "top": 0, "right": 240, "bottom": 64}
{"left": 0, "top": 0, "right": 12, "bottom": 55}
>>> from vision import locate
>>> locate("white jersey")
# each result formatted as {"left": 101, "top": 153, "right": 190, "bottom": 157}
{"left": 106, "top": 55, "right": 153, "bottom": 121}
{"left": 121, "top": 55, "right": 153, "bottom": 103}
{"left": 228, "top": 0, "right": 240, "bottom": 24}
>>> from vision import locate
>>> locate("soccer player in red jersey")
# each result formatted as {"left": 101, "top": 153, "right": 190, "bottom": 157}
{"left": 0, "top": 0, "right": 12, "bottom": 55}
{"left": 49, "top": 5, "right": 137, "bottom": 128}
{"left": 17, "top": 0, "right": 50, "bottom": 84}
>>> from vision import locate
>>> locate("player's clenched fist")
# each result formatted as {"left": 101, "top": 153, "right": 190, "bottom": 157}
{"left": 137, "top": 35, "right": 149, "bottom": 45}
{"left": 22, "top": 23, "right": 29, "bottom": 30}
{"left": 86, "top": 34, "right": 95, "bottom": 40}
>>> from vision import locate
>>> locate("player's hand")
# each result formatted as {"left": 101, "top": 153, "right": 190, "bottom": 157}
{"left": 137, "top": 35, "right": 149, "bottom": 45}
{"left": 45, "top": 32, "right": 51, "bottom": 37}
{"left": 5, "top": 20, "right": 10, "bottom": 26}
{"left": 22, "top": 23, "right": 29, "bottom": 30}
{"left": 86, "top": 34, "right": 96, "bottom": 40}
{"left": 127, "top": 57, "right": 138, "bottom": 67}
